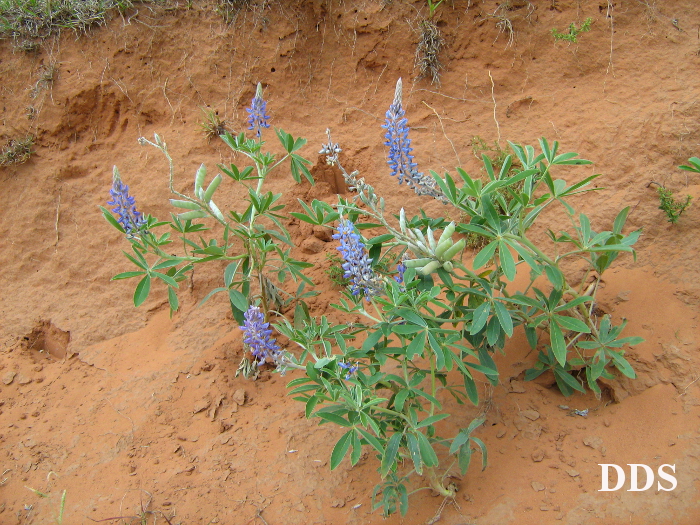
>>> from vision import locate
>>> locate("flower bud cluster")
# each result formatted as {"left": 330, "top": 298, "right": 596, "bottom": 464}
{"left": 398, "top": 208, "right": 465, "bottom": 275}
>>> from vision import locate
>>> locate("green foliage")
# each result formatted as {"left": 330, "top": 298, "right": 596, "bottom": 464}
{"left": 199, "top": 107, "right": 230, "bottom": 142}
{"left": 0, "top": 0, "right": 163, "bottom": 44}
{"left": 426, "top": 0, "right": 443, "bottom": 19}
{"left": 552, "top": 17, "right": 592, "bottom": 43}
{"left": 108, "top": 85, "right": 643, "bottom": 518}
{"left": 0, "top": 134, "right": 34, "bottom": 166}
{"left": 282, "top": 136, "right": 642, "bottom": 516}
{"left": 653, "top": 156, "right": 698, "bottom": 224}
{"left": 105, "top": 105, "right": 314, "bottom": 322}
{"left": 656, "top": 186, "right": 691, "bottom": 224}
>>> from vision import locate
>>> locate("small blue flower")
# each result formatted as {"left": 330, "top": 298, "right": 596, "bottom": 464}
{"left": 241, "top": 305, "right": 281, "bottom": 366}
{"left": 338, "top": 361, "right": 359, "bottom": 380}
{"left": 107, "top": 167, "right": 147, "bottom": 237}
{"left": 394, "top": 260, "right": 406, "bottom": 284}
{"left": 332, "top": 219, "right": 383, "bottom": 301}
{"left": 246, "top": 82, "right": 271, "bottom": 138}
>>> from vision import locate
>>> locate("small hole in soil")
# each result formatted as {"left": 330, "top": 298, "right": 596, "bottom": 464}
{"left": 271, "top": 67, "right": 276, "bottom": 72}
{"left": 23, "top": 320, "right": 70, "bottom": 360}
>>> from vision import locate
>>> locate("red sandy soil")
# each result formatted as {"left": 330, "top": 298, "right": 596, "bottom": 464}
{"left": 1, "top": 0, "right": 700, "bottom": 523}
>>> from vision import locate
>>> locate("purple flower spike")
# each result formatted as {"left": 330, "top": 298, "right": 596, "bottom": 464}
{"left": 241, "top": 305, "right": 281, "bottom": 366}
{"left": 246, "top": 82, "right": 271, "bottom": 138}
{"left": 382, "top": 78, "right": 417, "bottom": 184}
{"left": 332, "top": 219, "right": 384, "bottom": 301}
{"left": 107, "top": 167, "right": 147, "bottom": 238}
{"left": 382, "top": 79, "right": 446, "bottom": 202}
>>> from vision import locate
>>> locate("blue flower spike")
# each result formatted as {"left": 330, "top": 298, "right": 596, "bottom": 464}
{"left": 382, "top": 78, "right": 446, "bottom": 201}
{"left": 107, "top": 166, "right": 148, "bottom": 238}
{"left": 241, "top": 305, "right": 281, "bottom": 366}
{"left": 332, "top": 218, "right": 384, "bottom": 301}
{"left": 246, "top": 82, "right": 271, "bottom": 138}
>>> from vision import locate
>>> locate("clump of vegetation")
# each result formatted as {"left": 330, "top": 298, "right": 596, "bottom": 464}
{"left": 199, "top": 107, "right": 231, "bottom": 142}
{"left": 0, "top": 0, "right": 162, "bottom": 47}
{"left": 656, "top": 186, "right": 691, "bottom": 224}
{"left": 552, "top": 17, "right": 593, "bottom": 43}
{"left": 415, "top": 0, "right": 444, "bottom": 84}
{"left": 0, "top": 134, "right": 34, "bottom": 166}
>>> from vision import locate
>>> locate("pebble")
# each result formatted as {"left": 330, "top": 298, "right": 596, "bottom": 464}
{"left": 531, "top": 449, "right": 545, "bottom": 462}
{"left": 2, "top": 372, "right": 15, "bottom": 385}
{"left": 531, "top": 481, "right": 546, "bottom": 492}
{"left": 567, "top": 469, "right": 580, "bottom": 477}
{"left": 233, "top": 389, "right": 246, "bottom": 406}
{"left": 521, "top": 409, "right": 540, "bottom": 421}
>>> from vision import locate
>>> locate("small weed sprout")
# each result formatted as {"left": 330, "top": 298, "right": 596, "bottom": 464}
{"left": 650, "top": 156, "right": 700, "bottom": 224}
{"left": 199, "top": 107, "right": 230, "bottom": 141}
{"left": 655, "top": 186, "right": 691, "bottom": 224}
{"left": 0, "top": 134, "right": 34, "bottom": 166}
{"left": 552, "top": 17, "right": 593, "bottom": 43}
{"left": 25, "top": 472, "right": 66, "bottom": 525}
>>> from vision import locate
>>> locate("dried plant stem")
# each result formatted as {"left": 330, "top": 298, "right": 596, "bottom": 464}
{"left": 488, "top": 70, "right": 501, "bottom": 144}
{"left": 422, "top": 101, "right": 461, "bottom": 167}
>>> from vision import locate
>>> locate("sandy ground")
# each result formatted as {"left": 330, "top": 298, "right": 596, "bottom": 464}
{"left": 1, "top": 0, "right": 700, "bottom": 523}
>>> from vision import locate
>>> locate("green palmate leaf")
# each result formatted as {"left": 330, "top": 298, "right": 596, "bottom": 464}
{"left": 470, "top": 301, "right": 491, "bottom": 335}
{"left": 415, "top": 432, "right": 438, "bottom": 467}
{"left": 473, "top": 241, "right": 498, "bottom": 269}
{"left": 609, "top": 351, "right": 636, "bottom": 378}
{"left": 554, "top": 368, "right": 586, "bottom": 395}
{"left": 100, "top": 205, "right": 126, "bottom": 233}
{"left": 553, "top": 314, "right": 590, "bottom": 334}
{"left": 112, "top": 271, "right": 145, "bottom": 280}
{"left": 381, "top": 433, "right": 403, "bottom": 477}
{"left": 417, "top": 413, "right": 450, "bottom": 429}
{"left": 427, "top": 331, "right": 445, "bottom": 369}
{"left": 493, "top": 301, "right": 513, "bottom": 337}
{"left": 350, "top": 431, "right": 362, "bottom": 465}
{"left": 305, "top": 395, "right": 319, "bottom": 418}
{"left": 498, "top": 242, "right": 517, "bottom": 281}
{"left": 463, "top": 372, "right": 479, "bottom": 405}
{"left": 318, "top": 412, "right": 353, "bottom": 428}
{"left": 406, "top": 331, "right": 426, "bottom": 360}
{"left": 330, "top": 430, "right": 353, "bottom": 470}
{"left": 134, "top": 274, "right": 151, "bottom": 307}
{"left": 153, "top": 272, "right": 178, "bottom": 288}
{"left": 471, "top": 436, "right": 488, "bottom": 470}
{"left": 167, "top": 286, "right": 179, "bottom": 312}
{"left": 550, "top": 322, "right": 567, "bottom": 367}
{"left": 357, "top": 428, "right": 384, "bottom": 454}
{"left": 406, "top": 433, "right": 423, "bottom": 475}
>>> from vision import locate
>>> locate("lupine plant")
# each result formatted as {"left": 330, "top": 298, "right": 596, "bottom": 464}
{"left": 106, "top": 78, "right": 643, "bottom": 517}
{"left": 278, "top": 78, "right": 642, "bottom": 515}
{"left": 102, "top": 82, "right": 316, "bottom": 374}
